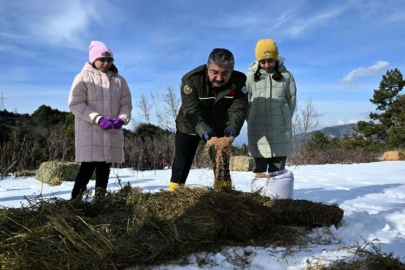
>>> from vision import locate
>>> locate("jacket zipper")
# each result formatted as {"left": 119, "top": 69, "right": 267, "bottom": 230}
{"left": 268, "top": 75, "right": 272, "bottom": 137}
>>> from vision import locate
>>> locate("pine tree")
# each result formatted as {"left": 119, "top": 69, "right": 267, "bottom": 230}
{"left": 357, "top": 68, "right": 405, "bottom": 148}
{"left": 307, "top": 131, "right": 330, "bottom": 150}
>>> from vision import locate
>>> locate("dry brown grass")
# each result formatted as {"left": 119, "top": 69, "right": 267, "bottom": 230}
{"left": 0, "top": 186, "right": 344, "bottom": 269}
{"left": 306, "top": 240, "right": 405, "bottom": 270}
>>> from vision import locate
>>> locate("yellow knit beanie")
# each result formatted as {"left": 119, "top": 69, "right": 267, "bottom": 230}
{"left": 255, "top": 39, "right": 279, "bottom": 61}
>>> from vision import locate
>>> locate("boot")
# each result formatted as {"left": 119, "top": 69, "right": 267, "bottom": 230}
{"left": 214, "top": 180, "right": 232, "bottom": 190}
{"left": 94, "top": 187, "right": 106, "bottom": 201}
{"left": 169, "top": 182, "right": 184, "bottom": 191}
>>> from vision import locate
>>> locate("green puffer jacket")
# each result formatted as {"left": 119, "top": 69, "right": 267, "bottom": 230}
{"left": 246, "top": 60, "right": 297, "bottom": 158}
{"left": 176, "top": 64, "right": 248, "bottom": 137}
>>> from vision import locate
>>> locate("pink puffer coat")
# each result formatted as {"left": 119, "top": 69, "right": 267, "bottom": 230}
{"left": 68, "top": 63, "right": 132, "bottom": 163}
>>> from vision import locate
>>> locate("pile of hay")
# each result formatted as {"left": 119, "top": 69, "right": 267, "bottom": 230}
{"left": 307, "top": 241, "right": 405, "bottom": 270}
{"left": 35, "top": 161, "right": 95, "bottom": 186}
{"left": 383, "top": 150, "right": 405, "bottom": 161}
{"left": 0, "top": 186, "right": 344, "bottom": 270}
{"left": 230, "top": 156, "right": 254, "bottom": 171}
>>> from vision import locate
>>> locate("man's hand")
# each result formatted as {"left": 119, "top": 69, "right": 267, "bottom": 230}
{"left": 203, "top": 130, "right": 217, "bottom": 141}
{"left": 224, "top": 128, "right": 237, "bottom": 138}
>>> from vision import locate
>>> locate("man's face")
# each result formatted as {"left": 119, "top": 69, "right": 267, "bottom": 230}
{"left": 207, "top": 63, "right": 233, "bottom": 87}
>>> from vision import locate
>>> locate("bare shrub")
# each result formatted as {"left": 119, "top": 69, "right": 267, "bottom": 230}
{"left": 123, "top": 133, "right": 216, "bottom": 171}
{"left": 289, "top": 147, "right": 380, "bottom": 165}
{"left": 0, "top": 132, "right": 41, "bottom": 178}
{"left": 150, "top": 86, "right": 180, "bottom": 132}
{"left": 136, "top": 93, "right": 152, "bottom": 123}
{"left": 47, "top": 131, "right": 75, "bottom": 162}
{"left": 124, "top": 133, "right": 176, "bottom": 170}
{"left": 293, "top": 98, "right": 320, "bottom": 150}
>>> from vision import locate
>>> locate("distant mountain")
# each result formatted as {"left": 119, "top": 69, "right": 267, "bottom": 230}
{"left": 296, "top": 123, "right": 358, "bottom": 143}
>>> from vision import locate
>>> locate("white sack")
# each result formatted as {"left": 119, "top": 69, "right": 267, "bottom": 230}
{"left": 251, "top": 170, "right": 294, "bottom": 199}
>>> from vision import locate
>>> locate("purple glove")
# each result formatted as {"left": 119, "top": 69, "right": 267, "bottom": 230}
{"left": 112, "top": 118, "right": 124, "bottom": 129}
{"left": 98, "top": 117, "right": 114, "bottom": 130}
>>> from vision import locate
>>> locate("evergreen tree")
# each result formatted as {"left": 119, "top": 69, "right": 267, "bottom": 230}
{"left": 357, "top": 68, "right": 405, "bottom": 148}
{"left": 307, "top": 131, "right": 330, "bottom": 150}
{"left": 134, "top": 123, "right": 173, "bottom": 140}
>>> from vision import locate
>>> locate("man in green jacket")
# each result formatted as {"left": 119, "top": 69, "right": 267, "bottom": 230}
{"left": 169, "top": 48, "right": 248, "bottom": 191}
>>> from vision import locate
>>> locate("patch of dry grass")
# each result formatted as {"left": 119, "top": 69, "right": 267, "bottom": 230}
{"left": 0, "top": 186, "right": 344, "bottom": 269}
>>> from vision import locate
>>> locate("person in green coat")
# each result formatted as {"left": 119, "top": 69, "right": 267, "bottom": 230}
{"left": 246, "top": 39, "right": 297, "bottom": 173}
{"left": 169, "top": 48, "right": 248, "bottom": 191}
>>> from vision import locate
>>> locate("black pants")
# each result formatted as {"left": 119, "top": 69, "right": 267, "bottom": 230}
{"left": 71, "top": 162, "right": 112, "bottom": 199}
{"left": 253, "top": 156, "right": 287, "bottom": 173}
{"left": 170, "top": 131, "right": 231, "bottom": 184}
{"left": 170, "top": 132, "right": 201, "bottom": 184}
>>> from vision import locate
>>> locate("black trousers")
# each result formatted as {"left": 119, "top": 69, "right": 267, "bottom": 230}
{"left": 170, "top": 132, "right": 201, "bottom": 184}
{"left": 71, "top": 162, "right": 112, "bottom": 199}
{"left": 253, "top": 156, "right": 287, "bottom": 173}
{"left": 170, "top": 131, "right": 231, "bottom": 184}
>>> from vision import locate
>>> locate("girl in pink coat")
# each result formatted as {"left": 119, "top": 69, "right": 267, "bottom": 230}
{"left": 68, "top": 41, "right": 132, "bottom": 200}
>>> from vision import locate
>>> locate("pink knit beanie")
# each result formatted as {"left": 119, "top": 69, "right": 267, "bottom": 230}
{"left": 88, "top": 41, "right": 114, "bottom": 64}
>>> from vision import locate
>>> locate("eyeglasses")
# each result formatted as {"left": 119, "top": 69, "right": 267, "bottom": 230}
{"left": 208, "top": 69, "right": 231, "bottom": 78}
{"left": 97, "top": 58, "right": 114, "bottom": 63}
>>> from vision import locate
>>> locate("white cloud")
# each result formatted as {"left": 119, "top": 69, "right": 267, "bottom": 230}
{"left": 286, "top": 8, "right": 345, "bottom": 37}
{"left": 0, "top": 0, "right": 121, "bottom": 50}
{"left": 220, "top": 3, "right": 344, "bottom": 40}
{"left": 341, "top": 61, "right": 390, "bottom": 84}
{"left": 323, "top": 119, "right": 358, "bottom": 127}
{"left": 337, "top": 119, "right": 345, "bottom": 125}
{"left": 348, "top": 0, "right": 405, "bottom": 22}
{"left": 35, "top": 2, "right": 100, "bottom": 49}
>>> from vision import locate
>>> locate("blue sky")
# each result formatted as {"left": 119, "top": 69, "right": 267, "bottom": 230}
{"left": 1, "top": 0, "right": 405, "bottom": 143}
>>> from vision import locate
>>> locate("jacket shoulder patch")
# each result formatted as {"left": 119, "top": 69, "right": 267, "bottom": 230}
{"left": 241, "top": 86, "right": 248, "bottom": 94}
{"left": 183, "top": 85, "right": 193, "bottom": 95}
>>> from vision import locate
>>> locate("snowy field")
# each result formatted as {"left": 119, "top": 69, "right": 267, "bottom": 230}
{"left": 1, "top": 161, "right": 405, "bottom": 269}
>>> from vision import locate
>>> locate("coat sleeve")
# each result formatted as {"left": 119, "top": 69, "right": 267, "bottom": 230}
{"left": 118, "top": 78, "right": 133, "bottom": 125}
{"left": 246, "top": 76, "right": 253, "bottom": 122}
{"left": 225, "top": 77, "right": 248, "bottom": 136}
{"left": 286, "top": 74, "right": 297, "bottom": 117}
{"left": 68, "top": 73, "right": 101, "bottom": 124}
{"left": 180, "top": 78, "right": 212, "bottom": 137}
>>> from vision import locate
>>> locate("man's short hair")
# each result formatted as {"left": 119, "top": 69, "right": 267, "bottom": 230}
{"left": 207, "top": 48, "right": 234, "bottom": 69}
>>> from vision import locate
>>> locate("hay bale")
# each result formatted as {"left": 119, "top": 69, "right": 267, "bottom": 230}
{"left": 383, "top": 150, "right": 405, "bottom": 161}
{"left": 35, "top": 161, "right": 80, "bottom": 185}
{"left": 35, "top": 161, "right": 97, "bottom": 186}
{"left": 230, "top": 156, "right": 254, "bottom": 171}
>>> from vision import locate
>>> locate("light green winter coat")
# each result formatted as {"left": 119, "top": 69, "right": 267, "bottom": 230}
{"left": 246, "top": 60, "right": 297, "bottom": 158}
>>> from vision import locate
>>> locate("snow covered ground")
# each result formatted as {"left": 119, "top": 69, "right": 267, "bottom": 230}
{"left": 1, "top": 161, "right": 405, "bottom": 269}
